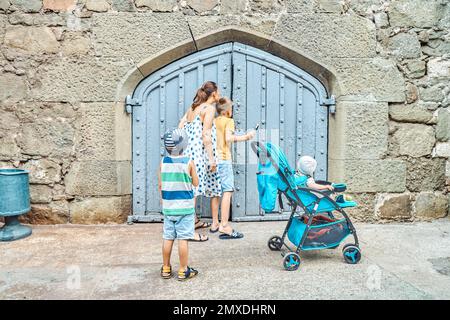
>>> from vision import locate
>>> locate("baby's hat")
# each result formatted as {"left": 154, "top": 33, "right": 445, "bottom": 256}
{"left": 297, "top": 156, "right": 317, "bottom": 176}
{"left": 163, "top": 128, "right": 189, "bottom": 156}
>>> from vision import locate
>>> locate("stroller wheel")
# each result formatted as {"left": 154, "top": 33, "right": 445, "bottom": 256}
{"left": 283, "top": 252, "right": 301, "bottom": 271}
{"left": 268, "top": 236, "right": 283, "bottom": 251}
{"left": 342, "top": 245, "right": 361, "bottom": 264}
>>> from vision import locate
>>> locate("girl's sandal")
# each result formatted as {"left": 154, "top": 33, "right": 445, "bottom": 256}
{"left": 177, "top": 266, "right": 199, "bottom": 281}
{"left": 160, "top": 265, "right": 172, "bottom": 279}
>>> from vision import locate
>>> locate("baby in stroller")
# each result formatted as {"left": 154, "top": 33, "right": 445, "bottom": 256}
{"left": 295, "top": 156, "right": 334, "bottom": 192}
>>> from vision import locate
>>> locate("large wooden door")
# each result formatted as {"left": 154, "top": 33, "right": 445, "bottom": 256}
{"left": 129, "top": 43, "right": 330, "bottom": 222}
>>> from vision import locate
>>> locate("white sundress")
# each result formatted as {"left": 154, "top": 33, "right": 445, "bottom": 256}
{"left": 184, "top": 113, "right": 222, "bottom": 198}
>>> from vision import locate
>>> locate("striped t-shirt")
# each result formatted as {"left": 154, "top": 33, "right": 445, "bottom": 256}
{"left": 160, "top": 156, "right": 195, "bottom": 216}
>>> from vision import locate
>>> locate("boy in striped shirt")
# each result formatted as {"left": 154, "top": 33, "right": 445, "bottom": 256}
{"left": 158, "top": 128, "right": 199, "bottom": 281}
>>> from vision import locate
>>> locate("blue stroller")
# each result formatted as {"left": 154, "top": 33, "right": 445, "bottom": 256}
{"left": 251, "top": 142, "right": 361, "bottom": 271}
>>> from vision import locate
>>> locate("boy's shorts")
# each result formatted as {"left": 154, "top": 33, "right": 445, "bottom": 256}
{"left": 163, "top": 213, "right": 195, "bottom": 240}
{"left": 218, "top": 160, "right": 234, "bottom": 192}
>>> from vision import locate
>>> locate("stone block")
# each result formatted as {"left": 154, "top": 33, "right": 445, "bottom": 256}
{"left": 187, "top": 0, "right": 218, "bottom": 12}
{"left": 69, "top": 196, "right": 131, "bottom": 224}
{"left": 375, "top": 193, "right": 413, "bottom": 220}
{"left": 419, "top": 85, "right": 445, "bottom": 102}
{"left": 92, "top": 12, "right": 192, "bottom": 63}
{"left": 329, "top": 101, "right": 388, "bottom": 160}
{"left": 0, "top": 0, "right": 10, "bottom": 11}
{"left": 4, "top": 26, "right": 59, "bottom": 54}
{"left": 22, "top": 200, "right": 70, "bottom": 224}
{"left": 135, "top": 0, "right": 176, "bottom": 11}
{"left": 23, "top": 159, "right": 62, "bottom": 184}
{"left": 61, "top": 33, "right": 91, "bottom": 56}
{"left": 32, "top": 57, "right": 134, "bottom": 102}
{"left": 0, "top": 73, "right": 28, "bottom": 103}
{"left": 404, "top": 60, "right": 426, "bottom": 79}
{"left": 329, "top": 57, "right": 405, "bottom": 102}
{"left": 0, "top": 106, "right": 21, "bottom": 160}
{"left": 271, "top": 13, "right": 376, "bottom": 59}
{"left": 249, "top": 0, "right": 284, "bottom": 13}
{"left": 344, "top": 193, "right": 377, "bottom": 223}
{"left": 436, "top": 108, "right": 450, "bottom": 142}
{"left": 389, "top": 0, "right": 446, "bottom": 28}
{"left": 30, "top": 184, "right": 53, "bottom": 204}
{"left": 406, "top": 157, "right": 446, "bottom": 192}
{"left": 85, "top": 0, "right": 110, "bottom": 12}
{"left": 65, "top": 160, "right": 131, "bottom": 196}
{"left": 111, "top": 0, "right": 135, "bottom": 12}
{"left": 286, "top": 0, "right": 314, "bottom": 12}
{"left": 220, "top": 0, "right": 247, "bottom": 14}
{"left": 433, "top": 142, "right": 450, "bottom": 158}
{"left": 422, "top": 39, "right": 450, "bottom": 57}
{"left": 389, "top": 103, "right": 434, "bottom": 124}
{"left": 43, "top": 0, "right": 77, "bottom": 11}
{"left": 74, "top": 103, "right": 115, "bottom": 161}
{"left": 428, "top": 58, "right": 450, "bottom": 79}
{"left": 415, "top": 192, "right": 448, "bottom": 220}
{"left": 390, "top": 123, "right": 435, "bottom": 157}
{"left": 329, "top": 159, "right": 406, "bottom": 193}
{"left": 10, "top": 0, "right": 42, "bottom": 12}
{"left": 386, "top": 32, "right": 421, "bottom": 59}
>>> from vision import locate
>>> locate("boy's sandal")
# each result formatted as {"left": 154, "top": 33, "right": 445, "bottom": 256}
{"left": 209, "top": 226, "right": 219, "bottom": 233}
{"left": 188, "top": 233, "right": 209, "bottom": 242}
{"left": 160, "top": 265, "right": 172, "bottom": 279}
{"left": 219, "top": 230, "right": 244, "bottom": 240}
{"left": 177, "top": 266, "right": 199, "bottom": 281}
{"left": 195, "top": 220, "right": 211, "bottom": 230}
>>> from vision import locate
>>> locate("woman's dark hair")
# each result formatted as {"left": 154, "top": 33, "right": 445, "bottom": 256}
{"left": 191, "top": 81, "right": 218, "bottom": 110}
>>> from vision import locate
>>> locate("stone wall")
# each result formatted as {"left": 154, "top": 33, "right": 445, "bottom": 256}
{"left": 0, "top": 0, "right": 449, "bottom": 224}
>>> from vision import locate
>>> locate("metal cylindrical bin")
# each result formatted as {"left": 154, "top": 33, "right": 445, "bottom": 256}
{"left": 0, "top": 169, "right": 32, "bottom": 241}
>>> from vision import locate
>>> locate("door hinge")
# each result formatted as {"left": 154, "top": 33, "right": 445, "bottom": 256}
{"left": 125, "top": 95, "right": 141, "bottom": 114}
{"left": 322, "top": 95, "right": 336, "bottom": 114}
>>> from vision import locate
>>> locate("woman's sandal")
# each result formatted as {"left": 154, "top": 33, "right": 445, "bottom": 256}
{"left": 160, "top": 265, "right": 172, "bottom": 279}
{"left": 219, "top": 230, "right": 244, "bottom": 240}
{"left": 195, "top": 220, "right": 211, "bottom": 230}
{"left": 177, "top": 266, "right": 199, "bottom": 281}
{"left": 188, "top": 233, "right": 209, "bottom": 242}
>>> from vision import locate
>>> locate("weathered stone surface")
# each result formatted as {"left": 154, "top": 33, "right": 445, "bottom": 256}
{"left": 85, "top": 0, "right": 110, "bottom": 12}
{"left": 187, "top": 0, "right": 218, "bottom": 12}
{"left": 415, "top": 192, "right": 448, "bottom": 220}
{"left": 329, "top": 159, "right": 406, "bottom": 192}
{"left": 406, "top": 157, "right": 446, "bottom": 192}
{"left": 315, "top": 0, "right": 342, "bottom": 13}
{"left": 10, "top": 0, "right": 42, "bottom": 12}
{"left": 329, "top": 58, "right": 405, "bottom": 102}
{"left": 419, "top": 85, "right": 445, "bottom": 102}
{"left": 391, "top": 123, "right": 435, "bottom": 157}
{"left": 376, "top": 193, "right": 413, "bottom": 220}
{"left": 70, "top": 196, "right": 130, "bottom": 224}
{"left": 272, "top": 14, "right": 376, "bottom": 58}
{"left": 220, "top": 0, "right": 247, "bottom": 14}
{"left": 404, "top": 60, "right": 426, "bottom": 79}
{"left": 374, "top": 12, "right": 389, "bottom": 28}
{"left": 62, "top": 33, "right": 91, "bottom": 55}
{"left": 436, "top": 108, "right": 450, "bottom": 142}
{"left": 74, "top": 103, "right": 115, "bottom": 161}
{"left": 389, "top": 0, "right": 445, "bottom": 28}
{"left": 0, "top": 0, "right": 10, "bottom": 11}
{"left": 344, "top": 193, "right": 376, "bottom": 223}
{"left": 30, "top": 184, "right": 53, "bottom": 204}
{"left": 249, "top": 0, "right": 284, "bottom": 13}
{"left": 8, "top": 12, "right": 34, "bottom": 25}
{"left": 22, "top": 200, "right": 70, "bottom": 224}
{"left": 92, "top": 12, "right": 192, "bottom": 62}
{"left": 135, "top": 0, "right": 176, "bottom": 11}
{"left": 389, "top": 103, "right": 434, "bottom": 124}
{"left": 43, "top": 0, "right": 76, "bottom": 11}
{"left": 387, "top": 32, "right": 421, "bottom": 59}
{"left": 16, "top": 103, "right": 76, "bottom": 158}
{"left": 285, "top": 0, "right": 314, "bottom": 12}
{"left": 405, "top": 82, "right": 418, "bottom": 104}
{"left": 32, "top": 57, "right": 133, "bottom": 102}
{"left": 0, "top": 106, "right": 21, "bottom": 160}
{"left": 433, "top": 142, "right": 450, "bottom": 158}
{"left": 65, "top": 161, "right": 131, "bottom": 196}
{"left": 329, "top": 101, "right": 388, "bottom": 160}
{"left": 4, "top": 26, "right": 59, "bottom": 54}
{"left": 422, "top": 39, "right": 450, "bottom": 57}
{"left": 23, "top": 159, "right": 62, "bottom": 184}
{"left": 111, "top": 0, "right": 135, "bottom": 12}
{"left": 428, "top": 58, "right": 450, "bottom": 79}
{"left": 0, "top": 73, "right": 27, "bottom": 102}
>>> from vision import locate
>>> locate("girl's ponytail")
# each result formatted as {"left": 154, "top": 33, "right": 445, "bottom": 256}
{"left": 191, "top": 81, "right": 218, "bottom": 110}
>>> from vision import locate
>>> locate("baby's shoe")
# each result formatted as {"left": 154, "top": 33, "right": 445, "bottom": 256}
{"left": 177, "top": 266, "right": 198, "bottom": 281}
{"left": 160, "top": 265, "right": 172, "bottom": 279}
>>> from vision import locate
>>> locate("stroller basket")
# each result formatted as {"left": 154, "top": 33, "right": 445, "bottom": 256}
{"left": 287, "top": 216, "right": 351, "bottom": 250}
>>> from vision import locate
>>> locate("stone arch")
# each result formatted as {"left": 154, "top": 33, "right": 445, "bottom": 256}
{"left": 114, "top": 26, "right": 340, "bottom": 164}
